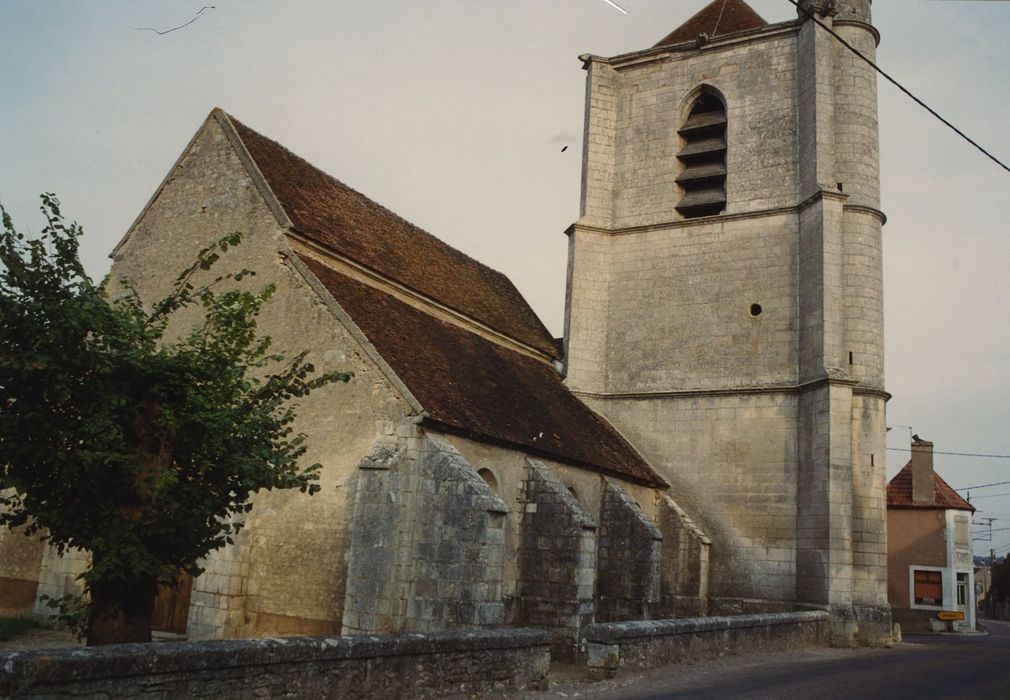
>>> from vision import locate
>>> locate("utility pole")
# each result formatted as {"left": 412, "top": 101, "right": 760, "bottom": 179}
{"left": 976, "top": 517, "right": 999, "bottom": 618}
{"left": 986, "top": 518, "right": 998, "bottom": 565}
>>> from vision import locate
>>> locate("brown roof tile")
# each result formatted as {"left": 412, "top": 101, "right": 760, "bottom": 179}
{"left": 654, "top": 0, "right": 767, "bottom": 48}
{"left": 886, "top": 464, "right": 974, "bottom": 512}
{"left": 226, "top": 113, "right": 560, "bottom": 360}
{"left": 300, "top": 256, "right": 666, "bottom": 488}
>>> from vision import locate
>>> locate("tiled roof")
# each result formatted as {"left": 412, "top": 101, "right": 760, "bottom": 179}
{"left": 886, "top": 464, "right": 974, "bottom": 512}
{"left": 653, "top": 0, "right": 767, "bottom": 48}
{"left": 226, "top": 113, "right": 560, "bottom": 361}
{"left": 300, "top": 256, "right": 667, "bottom": 488}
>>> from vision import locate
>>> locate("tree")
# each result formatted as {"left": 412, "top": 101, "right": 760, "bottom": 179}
{"left": 0, "top": 195, "right": 349, "bottom": 645}
{"left": 988, "top": 556, "right": 1010, "bottom": 619}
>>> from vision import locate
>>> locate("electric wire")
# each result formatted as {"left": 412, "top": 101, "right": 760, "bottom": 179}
{"left": 784, "top": 0, "right": 1010, "bottom": 175}
{"left": 888, "top": 448, "right": 1010, "bottom": 460}
{"left": 955, "top": 481, "right": 1010, "bottom": 492}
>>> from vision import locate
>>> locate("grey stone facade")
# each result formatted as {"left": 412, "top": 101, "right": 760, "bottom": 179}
{"left": 585, "top": 611, "right": 830, "bottom": 679}
{"left": 0, "top": 629, "right": 551, "bottom": 698}
{"left": 596, "top": 478, "right": 662, "bottom": 622}
{"left": 342, "top": 432, "right": 508, "bottom": 635}
{"left": 658, "top": 494, "right": 710, "bottom": 617}
{"left": 515, "top": 459, "right": 598, "bottom": 659}
{"left": 565, "top": 0, "right": 891, "bottom": 644}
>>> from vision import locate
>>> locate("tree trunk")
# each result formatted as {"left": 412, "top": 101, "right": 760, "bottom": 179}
{"left": 86, "top": 575, "right": 158, "bottom": 646}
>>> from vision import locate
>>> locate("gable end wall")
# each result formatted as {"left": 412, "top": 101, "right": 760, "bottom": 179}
{"left": 108, "top": 115, "right": 412, "bottom": 638}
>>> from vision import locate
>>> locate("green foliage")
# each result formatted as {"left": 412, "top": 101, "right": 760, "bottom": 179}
{"left": 38, "top": 593, "right": 90, "bottom": 640}
{"left": 0, "top": 194, "right": 349, "bottom": 608}
{"left": 989, "top": 557, "right": 1010, "bottom": 605}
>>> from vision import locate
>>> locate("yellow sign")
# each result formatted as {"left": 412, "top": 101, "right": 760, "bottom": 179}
{"left": 937, "top": 611, "right": 965, "bottom": 621}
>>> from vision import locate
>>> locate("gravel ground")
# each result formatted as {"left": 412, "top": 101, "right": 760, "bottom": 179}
{"left": 0, "top": 627, "right": 81, "bottom": 651}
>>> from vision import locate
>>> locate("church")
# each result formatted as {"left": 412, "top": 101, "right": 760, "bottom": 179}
{"left": 0, "top": 0, "right": 892, "bottom": 651}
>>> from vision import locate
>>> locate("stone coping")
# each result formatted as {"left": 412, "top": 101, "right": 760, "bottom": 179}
{"left": 0, "top": 627, "right": 550, "bottom": 689}
{"left": 585, "top": 611, "right": 830, "bottom": 643}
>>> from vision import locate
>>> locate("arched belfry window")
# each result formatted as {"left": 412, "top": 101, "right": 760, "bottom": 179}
{"left": 676, "top": 91, "right": 727, "bottom": 218}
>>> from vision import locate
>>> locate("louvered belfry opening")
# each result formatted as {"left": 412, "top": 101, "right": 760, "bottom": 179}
{"left": 676, "top": 92, "right": 727, "bottom": 218}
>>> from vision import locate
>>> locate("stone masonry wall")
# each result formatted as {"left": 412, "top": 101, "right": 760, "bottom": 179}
{"left": 566, "top": 12, "right": 890, "bottom": 638}
{"left": 0, "top": 523, "right": 45, "bottom": 614}
{"left": 601, "top": 212, "right": 799, "bottom": 393}
{"left": 583, "top": 392, "right": 799, "bottom": 608}
{"left": 0, "top": 628, "right": 551, "bottom": 699}
{"left": 433, "top": 431, "right": 693, "bottom": 625}
{"left": 605, "top": 32, "right": 799, "bottom": 228}
{"left": 515, "top": 459, "right": 597, "bottom": 660}
{"left": 657, "top": 494, "right": 710, "bottom": 617}
{"left": 104, "top": 112, "right": 409, "bottom": 639}
{"left": 596, "top": 478, "right": 662, "bottom": 622}
{"left": 342, "top": 431, "right": 508, "bottom": 635}
{"left": 585, "top": 611, "right": 829, "bottom": 679}
{"left": 33, "top": 545, "right": 89, "bottom": 618}
{"left": 185, "top": 534, "right": 254, "bottom": 640}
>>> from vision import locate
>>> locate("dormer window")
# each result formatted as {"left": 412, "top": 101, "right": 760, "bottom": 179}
{"left": 676, "top": 92, "right": 727, "bottom": 218}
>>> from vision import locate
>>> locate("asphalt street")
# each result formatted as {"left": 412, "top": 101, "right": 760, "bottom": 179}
{"left": 521, "top": 617, "right": 1010, "bottom": 700}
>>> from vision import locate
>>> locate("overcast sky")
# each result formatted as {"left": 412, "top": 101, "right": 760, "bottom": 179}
{"left": 2, "top": 1, "right": 1009, "bottom": 552}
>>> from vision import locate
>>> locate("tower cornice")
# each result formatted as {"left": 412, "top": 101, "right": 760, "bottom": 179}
{"left": 582, "top": 20, "right": 800, "bottom": 72}
{"left": 564, "top": 191, "right": 885, "bottom": 238}
{"left": 833, "top": 19, "right": 880, "bottom": 47}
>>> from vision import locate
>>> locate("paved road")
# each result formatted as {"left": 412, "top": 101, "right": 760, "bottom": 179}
{"left": 521, "top": 617, "right": 1010, "bottom": 700}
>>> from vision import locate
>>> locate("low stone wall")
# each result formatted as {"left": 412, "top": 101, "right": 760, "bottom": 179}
{"left": 0, "top": 628, "right": 550, "bottom": 699}
{"left": 585, "top": 611, "right": 830, "bottom": 679}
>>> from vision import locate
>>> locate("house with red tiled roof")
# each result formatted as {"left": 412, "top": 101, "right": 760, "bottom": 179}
{"left": 886, "top": 437, "right": 976, "bottom": 633}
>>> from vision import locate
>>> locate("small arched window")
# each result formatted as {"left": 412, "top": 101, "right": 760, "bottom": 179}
{"left": 477, "top": 468, "right": 501, "bottom": 496}
{"left": 676, "top": 91, "right": 727, "bottom": 218}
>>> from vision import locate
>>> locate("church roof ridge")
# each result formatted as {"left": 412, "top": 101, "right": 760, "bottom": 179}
{"left": 219, "top": 110, "right": 561, "bottom": 362}
{"left": 653, "top": 0, "right": 768, "bottom": 48}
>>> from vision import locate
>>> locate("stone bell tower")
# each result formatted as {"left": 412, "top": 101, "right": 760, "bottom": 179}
{"left": 563, "top": 0, "right": 891, "bottom": 644}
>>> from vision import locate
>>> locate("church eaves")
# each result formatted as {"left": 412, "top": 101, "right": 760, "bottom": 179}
{"left": 653, "top": 0, "right": 767, "bottom": 48}
{"left": 301, "top": 256, "right": 667, "bottom": 488}
{"left": 224, "top": 112, "right": 561, "bottom": 362}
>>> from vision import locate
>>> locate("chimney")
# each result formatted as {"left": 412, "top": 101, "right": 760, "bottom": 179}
{"left": 910, "top": 435, "right": 934, "bottom": 505}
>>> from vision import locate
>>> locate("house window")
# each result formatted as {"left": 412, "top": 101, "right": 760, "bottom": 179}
{"left": 913, "top": 570, "right": 943, "bottom": 606}
{"left": 957, "top": 572, "right": 968, "bottom": 606}
{"left": 954, "top": 515, "right": 970, "bottom": 548}
{"left": 676, "top": 91, "right": 727, "bottom": 219}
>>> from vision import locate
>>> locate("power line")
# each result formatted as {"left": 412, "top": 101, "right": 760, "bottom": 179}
{"left": 956, "top": 481, "right": 1010, "bottom": 492}
{"left": 785, "top": 0, "right": 1010, "bottom": 176}
{"left": 966, "top": 491, "right": 1010, "bottom": 500}
{"left": 888, "top": 448, "right": 1010, "bottom": 460}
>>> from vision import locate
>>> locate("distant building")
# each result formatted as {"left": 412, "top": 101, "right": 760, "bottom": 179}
{"left": 886, "top": 437, "right": 975, "bottom": 632}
